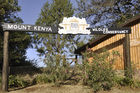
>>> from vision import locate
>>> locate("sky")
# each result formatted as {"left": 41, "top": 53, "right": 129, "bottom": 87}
{"left": 18, "top": 0, "right": 47, "bottom": 24}
{"left": 18, "top": 0, "right": 77, "bottom": 67}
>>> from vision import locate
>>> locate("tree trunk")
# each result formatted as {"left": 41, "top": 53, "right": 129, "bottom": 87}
{"left": 75, "top": 55, "right": 78, "bottom": 65}
{"left": 2, "top": 31, "right": 9, "bottom": 92}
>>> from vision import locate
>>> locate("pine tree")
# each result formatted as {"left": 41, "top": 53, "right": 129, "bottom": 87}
{"left": 0, "top": 0, "right": 33, "bottom": 69}
{"left": 76, "top": 0, "right": 140, "bottom": 27}
{"left": 35, "top": 0, "right": 80, "bottom": 84}
{"left": 35, "top": 0, "right": 74, "bottom": 63}
{"left": 76, "top": 0, "right": 140, "bottom": 79}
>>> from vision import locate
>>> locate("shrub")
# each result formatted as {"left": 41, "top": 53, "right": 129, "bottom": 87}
{"left": 43, "top": 54, "right": 75, "bottom": 86}
{"left": 114, "top": 76, "right": 140, "bottom": 88}
{"left": 87, "top": 59, "right": 115, "bottom": 92}
{"left": 133, "top": 80, "right": 140, "bottom": 88}
{"left": 82, "top": 50, "right": 118, "bottom": 92}
{"left": 120, "top": 77, "right": 134, "bottom": 86}
{"left": 9, "top": 75, "right": 29, "bottom": 88}
{"left": 34, "top": 74, "right": 52, "bottom": 84}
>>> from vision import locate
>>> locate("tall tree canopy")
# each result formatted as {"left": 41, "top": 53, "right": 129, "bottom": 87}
{"left": 0, "top": 0, "right": 32, "bottom": 68}
{"left": 0, "top": 0, "right": 22, "bottom": 23}
{"left": 76, "top": 0, "right": 140, "bottom": 27}
{"left": 35, "top": 0, "right": 77, "bottom": 83}
{"left": 35, "top": 0, "right": 92, "bottom": 67}
{"left": 35, "top": 0, "right": 74, "bottom": 63}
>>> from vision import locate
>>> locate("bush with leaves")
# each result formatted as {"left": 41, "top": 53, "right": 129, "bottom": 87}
{"left": 43, "top": 55, "right": 73, "bottom": 86}
{"left": 39, "top": 54, "right": 82, "bottom": 86}
{"left": 82, "top": 49, "right": 119, "bottom": 92}
{"left": 9, "top": 75, "right": 29, "bottom": 88}
{"left": 33, "top": 74, "right": 52, "bottom": 84}
{"left": 114, "top": 76, "right": 140, "bottom": 88}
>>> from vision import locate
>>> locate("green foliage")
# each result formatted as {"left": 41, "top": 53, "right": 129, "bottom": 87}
{"left": 35, "top": 0, "right": 85, "bottom": 86}
{"left": 114, "top": 76, "right": 140, "bottom": 88}
{"left": 133, "top": 80, "right": 140, "bottom": 88}
{"left": 34, "top": 74, "right": 52, "bottom": 84}
{"left": 34, "top": 0, "right": 75, "bottom": 57}
{"left": 9, "top": 33, "right": 32, "bottom": 66}
{"left": 34, "top": 56, "right": 80, "bottom": 86}
{"left": 115, "top": 77, "right": 133, "bottom": 86}
{"left": 43, "top": 56, "right": 74, "bottom": 86}
{"left": 34, "top": 0, "right": 75, "bottom": 64}
{"left": 36, "top": 0, "right": 74, "bottom": 26}
{"left": 33, "top": 64, "right": 77, "bottom": 86}
{"left": 9, "top": 75, "right": 29, "bottom": 88}
{"left": 0, "top": 0, "right": 22, "bottom": 23}
{"left": 124, "top": 78, "right": 134, "bottom": 87}
{"left": 0, "top": 0, "right": 33, "bottom": 68}
{"left": 0, "top": 32, "right": 33, "bottom": 68}
{"left": 81, "top": 50, "right": 119, "bottom": 92}
{"left": 76, "top": 0, "right": 140, "bottom": 27}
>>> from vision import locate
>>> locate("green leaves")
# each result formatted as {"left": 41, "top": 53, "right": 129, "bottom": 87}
{"left": 34, "top": 0, "right": 83, "bottom": 85}
{"left": 0, "top": 0, "right": 21, "bottom": 23}
{"left": 76, "top": 0, "right": 140, "bottom": 27}
{"left": 34, "top": 0, "right": 74, "bottom": 63}
{"left": 82, "top": 50, "right": 119, "bottom": 92}
{"left": 0, "top": 8, "right": 5, "bottom": 15}
{"left": 9, "top": 75, "right": 29, "bottom": 88}
{"left": 36, "top": 0, "right": 74, "bottom": 26}
{"left": 0, "top": 0, "right": 32, "bottom": 67}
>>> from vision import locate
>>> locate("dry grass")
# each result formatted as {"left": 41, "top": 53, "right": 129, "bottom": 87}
{"left": 98, "top": 87, "right": 140, "bottom": 93}
{"left": 8, "top": 84, "right": 92, "bottom": 93}
{"left": 0, "top": 84, "right": 140, "bottom": 93}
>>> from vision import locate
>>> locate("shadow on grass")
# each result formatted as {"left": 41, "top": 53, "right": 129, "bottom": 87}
{"left": 9, "top": 82, "right": 36, "bottom": 92}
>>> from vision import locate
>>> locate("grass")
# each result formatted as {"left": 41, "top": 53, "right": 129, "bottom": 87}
{"left": 8, "top": 84, "right": 92, "bottom": 93}
{"left": 6, "top": 84, "right": 140, "bottom": 93}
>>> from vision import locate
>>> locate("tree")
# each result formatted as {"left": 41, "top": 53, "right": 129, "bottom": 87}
{"left": 0, "top": 0, "right": 22, "bottom": 23}
{"left": 0, "top": 0, "right": 32, "bottom": 69}
{"left": 0, "top": 0, "right": 33, "bottom": 91}
{"left": 76, "top": 0, "right": 140, "bottom": 27}
{"left": 35, "top": 0, "right": 74, "bottom": 60}
{"left": 76, "top": 0, "right": 140, "bottom": 79}
{"left": 35, "top": 0, "right": 84, "bottom": 84}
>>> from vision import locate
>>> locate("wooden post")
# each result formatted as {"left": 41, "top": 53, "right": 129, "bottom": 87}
{"left": 124, "top": 34, "right": 132, "bottom": 79}
{"left": 2, "top": 31, "right": 9, "bottom": 92}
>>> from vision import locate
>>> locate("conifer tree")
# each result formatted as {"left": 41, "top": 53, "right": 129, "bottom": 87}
{"left": 76, "top": 0, "right": 140, "bottom": 27}
{"left": 35, "top": 0, "right": 85, "bottom": 84}
{"left": 35, "top": 0, "right": 74, "bottom": 64}
{"left": 76, "top": 0, "right": 140, "bottom": 79}
{"left": 0, "top": 0, "right": 32, "bottom": 69}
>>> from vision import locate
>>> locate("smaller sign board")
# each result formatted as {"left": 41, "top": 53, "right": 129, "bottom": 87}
{"left": 89, "top": 28, "right": 131, "bottom": 34}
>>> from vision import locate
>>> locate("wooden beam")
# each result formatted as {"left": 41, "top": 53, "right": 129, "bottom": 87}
{"left": 2, "top": 31, "right": 9, "bottom": 92}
